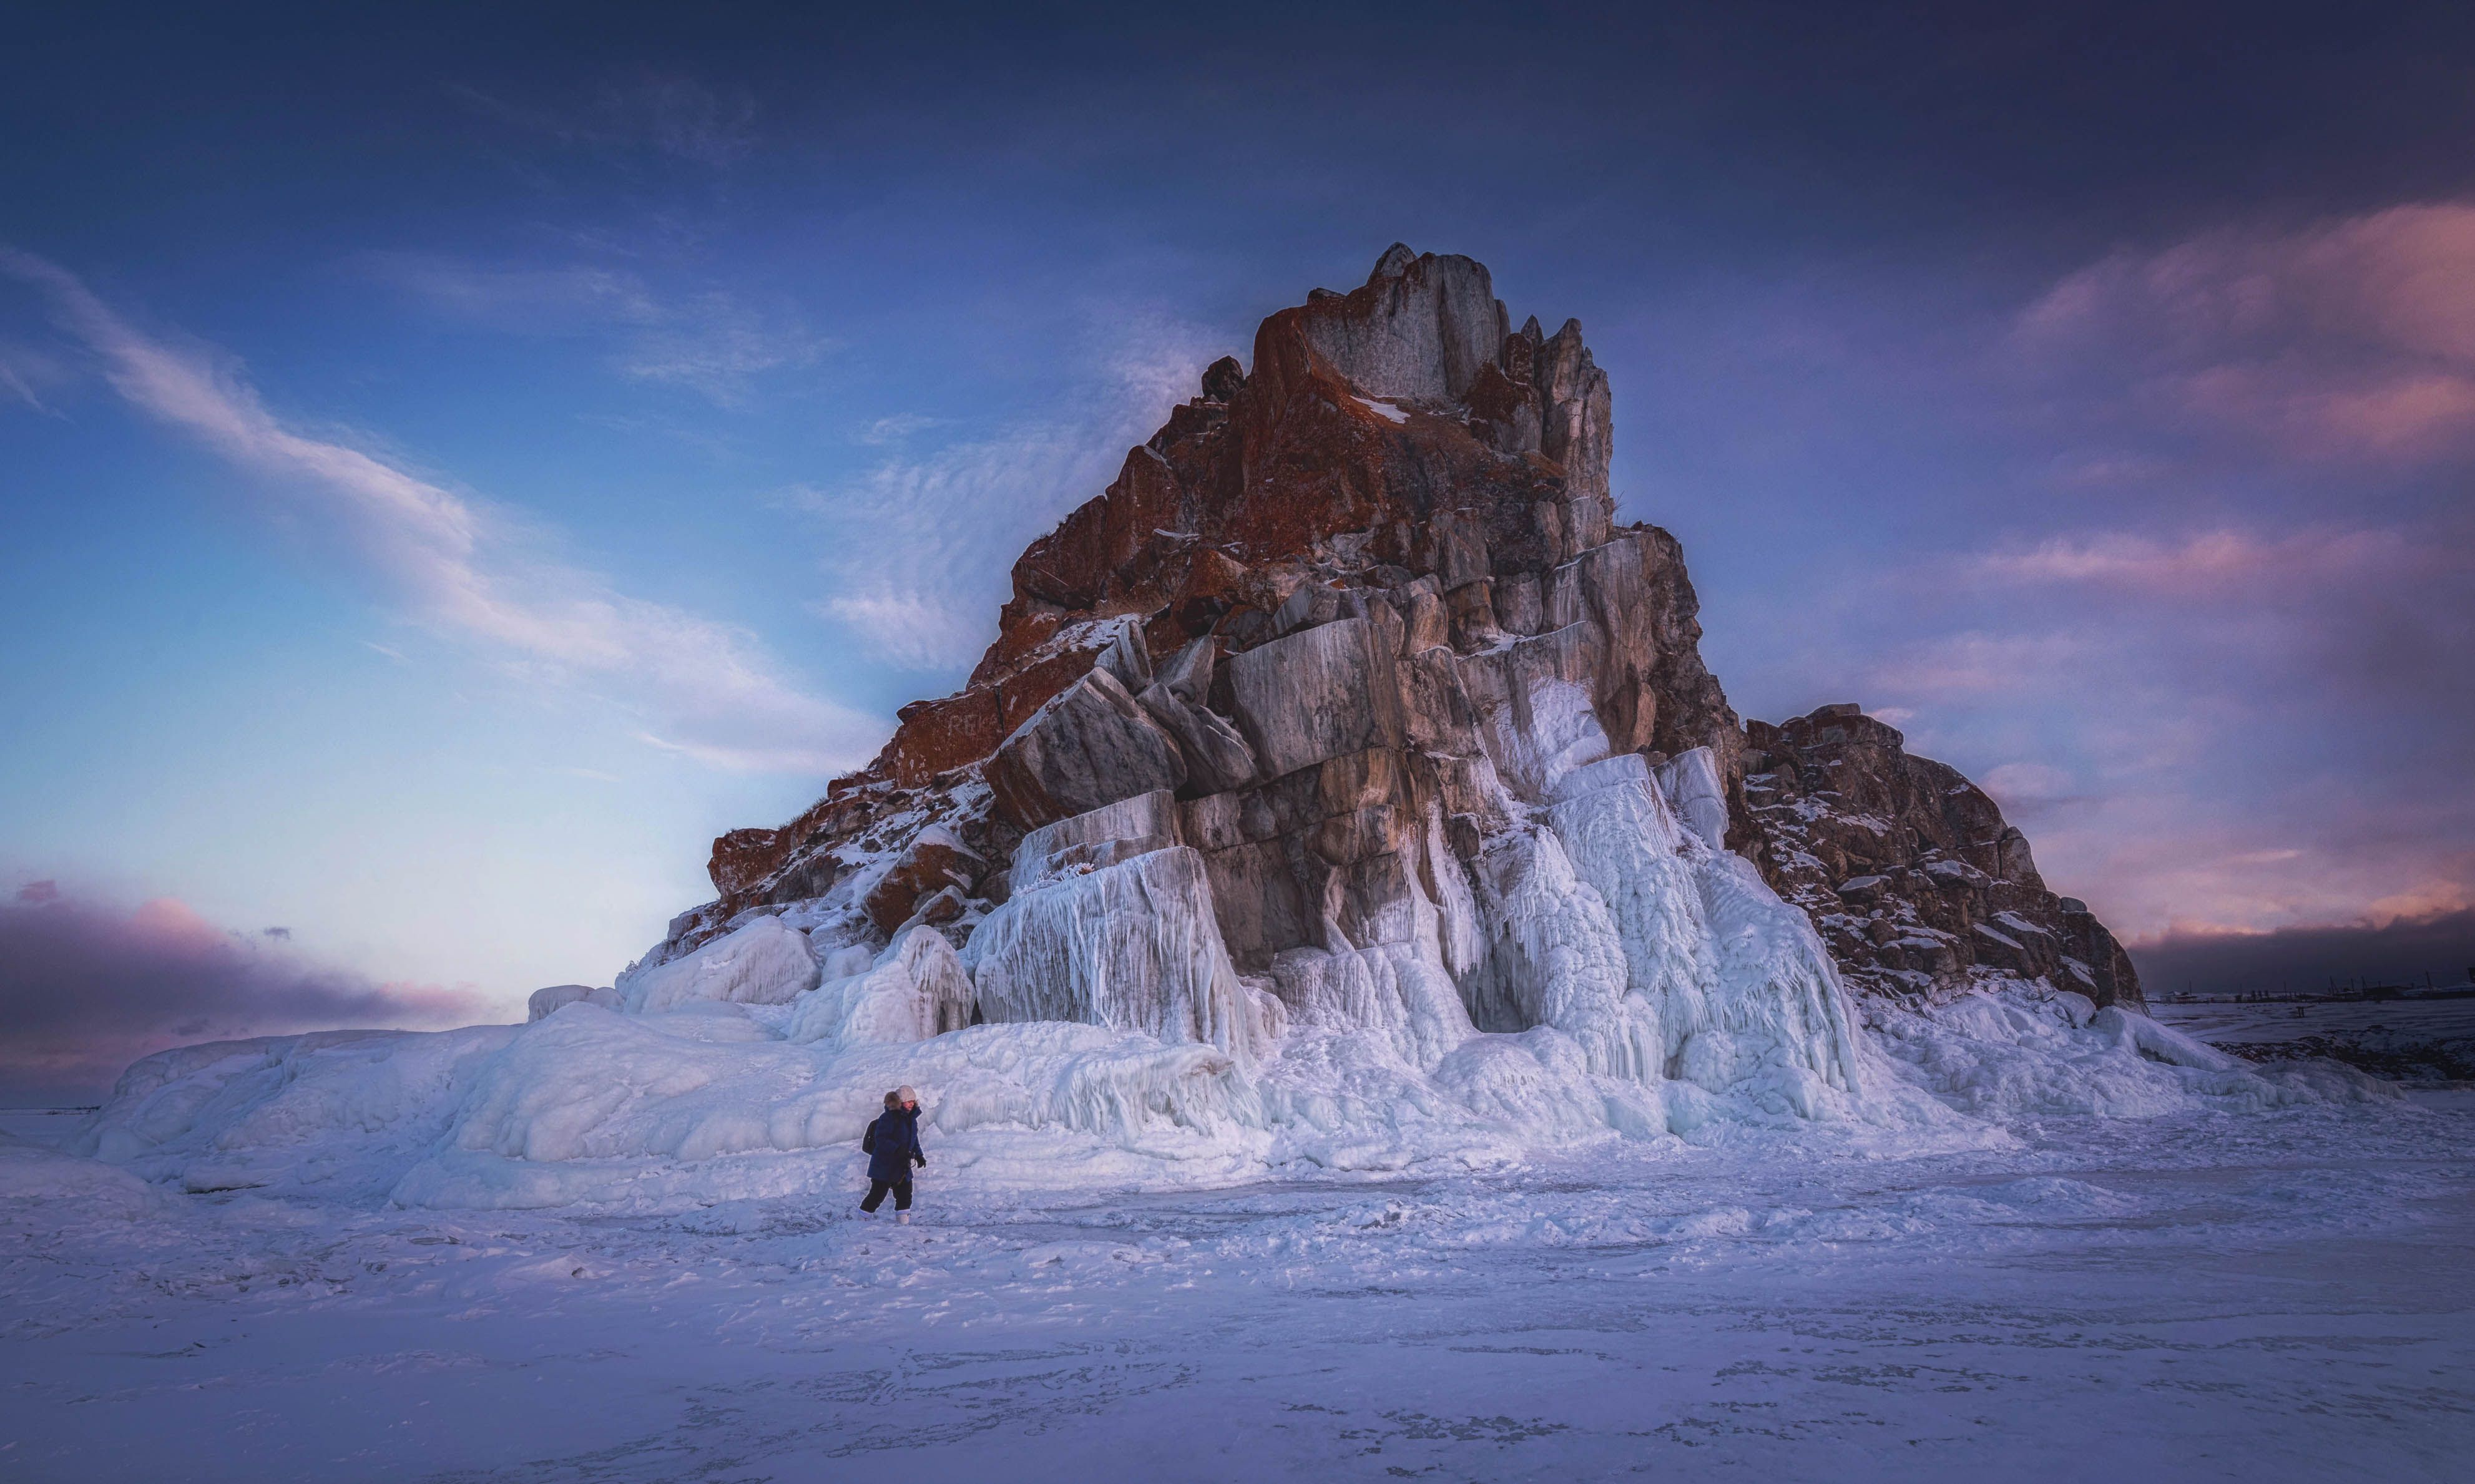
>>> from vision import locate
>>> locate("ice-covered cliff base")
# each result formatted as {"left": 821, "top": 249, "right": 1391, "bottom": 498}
{"left": 67, "top": 976, "right": 2385, "bottom": 1213}
{"left": 64, "top": 723, "right": 2389, "bottom": 1213}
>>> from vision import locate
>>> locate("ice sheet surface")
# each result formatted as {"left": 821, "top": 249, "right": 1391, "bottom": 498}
{"left": 4, "top": 1089, "right": 2471, "bottom": 1482}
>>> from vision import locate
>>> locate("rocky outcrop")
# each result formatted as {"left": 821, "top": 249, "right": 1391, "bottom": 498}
{"left": 984, "top": 665, "right": 1187, "bottom": 830}
{"left": 1737, "top": 704, "right": 2142, "bottom": 1007}
{"left": 640, "top": 243, "right": 2133, "bottom": 1061}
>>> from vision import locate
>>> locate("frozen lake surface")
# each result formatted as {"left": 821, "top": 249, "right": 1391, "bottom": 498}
{"left": 6, "top": 1090, "right": 2473, "bottom": 1482}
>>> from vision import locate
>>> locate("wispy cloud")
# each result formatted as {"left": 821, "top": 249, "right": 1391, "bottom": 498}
{"left": 365, "top": 254, "right": 828, "bottom": 405}
{"left": 797, "top": 311, "right": 1217, "bottom": 672}
{"left": 1862, "top": 630, "right": 2092, "bottom": 698}
{"left": 1979, "top": 760, "right": 2082, "bottom": 812}
{"left": 2016, "top": 201, "right": 2475, "bottom": 461}
{"left": 1, "top": 248, "right": 879, "bottom": 775}
{"left": 855, "top": 412, "right": 942, "bottom": 446}
{"left": 0, "top": 882, "right": 485, "bottom": 1104}
{"left": 0, "top": 336, "right": 71, "bottom": 415}
{"left": 1969, "top": 526, "right": 2424, "bottom": 594}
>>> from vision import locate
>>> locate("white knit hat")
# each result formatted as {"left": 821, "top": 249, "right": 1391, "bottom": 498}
{"left": 896, "top": 1085, "right": 919, "bottom": 1104}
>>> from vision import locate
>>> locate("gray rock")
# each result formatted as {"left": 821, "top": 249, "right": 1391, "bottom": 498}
{"left": 1396, "top": 577, "right": 1450, "bottom": 653}
{"left": 1154, "top": 634, "right": 1218, "bottom": 705}
{"left": 986, "top": 665, "right": 1188, "bottom": 829}
{"left": 1092, "top": 615, "right": 1152, "bottom": 692}
{"left": 1495, "top": 574, "right": 1544, "bottom": 637}
{"left": 1136, "top": 680, "right": 1258, "bottom": 793}
{"left": 1228, "top": 615, "right": 1405, "bottom": 781}
{"left": 1445, "top": 580, "right": 1503, "bottom": 650}
{"left": 1272, "top": 579, "right": 1345, "bottom": 637}
{"left": 1532, "top": 317, "right": 1612, "bottom": 504}
{"left": 1299, "top": 249, "right": 1509, "bottom": 403}
{"left": 1433, "top": 509, "right": 1491, "bottom": 589}
{"left": 1178, "top": 747, "right": 1424, "bottom": 967}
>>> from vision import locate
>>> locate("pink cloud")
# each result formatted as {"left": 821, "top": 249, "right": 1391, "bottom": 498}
{"left": 1969, "top": 524, "right": 2448, "bottom": 597}
{"left": 2017, "top": 201, "right": 2475, "bottom": 461}
{"left": 1863, "top": 630, "right": 2089, "bottom": 698}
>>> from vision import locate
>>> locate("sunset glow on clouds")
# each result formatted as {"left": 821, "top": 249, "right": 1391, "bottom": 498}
{"left": 0, "top": 881, "right": 482, "bottom": 1105}
{"left": 2018, "top": 203, "right": 2475, "bottom": 461}
{"left": 1708, "top": 204, "right": 2475, "bottom": 958}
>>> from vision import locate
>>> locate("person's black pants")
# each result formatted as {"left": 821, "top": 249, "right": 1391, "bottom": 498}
{"left": 861, "top": 1178, "right": 912, "bottom": 1212}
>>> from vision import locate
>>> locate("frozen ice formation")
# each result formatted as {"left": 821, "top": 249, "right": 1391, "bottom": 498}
{"left": 617, "top": 915, "right": 820, "bottom": 1014}
{"left": 785, "top": 926, "right": 976, "bottom": 1048}
{"left": 69, "top": 246, "right": 2214, "bottom": 1211}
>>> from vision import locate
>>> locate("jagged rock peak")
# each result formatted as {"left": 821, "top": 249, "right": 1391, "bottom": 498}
{"left": 667, "top": 245, "right": 2136, "bottom": 1027}
{"left": 1369, "top": 242, "right": 1418, "bottom": 280}
{"left": 681, "top": 245, "right": 1703, "bottom": 944}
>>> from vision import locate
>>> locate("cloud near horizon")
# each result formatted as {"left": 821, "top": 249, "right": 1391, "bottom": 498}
{"left": 1821, "top": 208, "right": 2475, "bottom": 944}
{"left": 0, "top": 248, "right": 880, "bottom": 775}
{"left": 0, "top": 881, "right": 486, "bottom": 1106}
{"left": 2131, "top": 905, "right": 2475, "bottom": 998}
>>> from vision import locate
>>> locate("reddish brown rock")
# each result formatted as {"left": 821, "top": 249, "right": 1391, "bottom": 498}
{"left": 873, "top": 688, "right": 1003, "bottom": 788}
{"left": 708, "top": 827, "right": 792, "bottom": 899}
{"left": 861, "top": 825, "right": 986, "bottom": 937}
{"left": 1737, "top": 705, "right": 2143, "bottom": 1007}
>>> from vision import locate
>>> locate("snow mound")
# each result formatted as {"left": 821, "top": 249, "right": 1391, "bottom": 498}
{"left": 617, "top": 915, "right": 818, "bottom": 1014}
{"left": 71, "top": 1026, "right": 520, "bottom": 1199}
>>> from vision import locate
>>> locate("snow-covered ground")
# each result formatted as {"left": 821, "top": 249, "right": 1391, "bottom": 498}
{"left": 2152, "top": 996, "right": 2475, "bottom": 1080}
{"left": 6, "top": 1071, "right": 2473, "bottom": 1481}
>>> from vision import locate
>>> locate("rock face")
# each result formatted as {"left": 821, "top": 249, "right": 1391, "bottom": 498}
{"left": 1738, "top": 705, "right": 2141, "bottom": 1007}
{"left": 636, "top": 243, "right": 2134, "bottom": 1081}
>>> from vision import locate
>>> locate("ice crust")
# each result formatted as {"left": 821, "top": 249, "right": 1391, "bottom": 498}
{"left": 57, "top": 684, "right": 2389, "bottom": 1212}
{"left": 785, "top": 926, "right": 976, "bottom": 1049}
{"left": 615, "top": 915, "right": 819, "bottom": 1013}
{"left": 965, "top": 845, "right": 1283, "bottom": 1063}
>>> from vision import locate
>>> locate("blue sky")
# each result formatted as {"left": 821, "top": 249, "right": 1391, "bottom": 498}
{"left": 4, "top": 2, "right": 2473, "bottom": 1096}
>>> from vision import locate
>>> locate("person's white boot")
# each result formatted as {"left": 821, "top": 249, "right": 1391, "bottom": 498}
{"left": 897, "top": 1211, "right": 911, "bottom": 1225}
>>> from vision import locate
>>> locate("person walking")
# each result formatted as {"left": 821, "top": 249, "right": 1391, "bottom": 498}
{"left": 860, "top": 1086, "right": 926, "bottom": 1223}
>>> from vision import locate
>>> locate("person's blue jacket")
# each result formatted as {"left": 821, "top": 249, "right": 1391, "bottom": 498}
{"left": 863, "top": 1106, "right": 924, "bottom": 1184}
